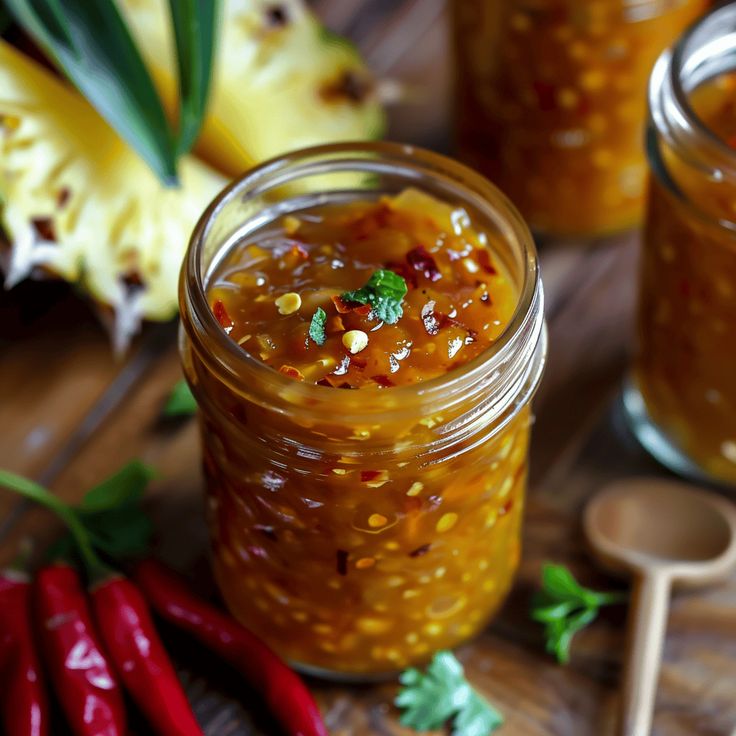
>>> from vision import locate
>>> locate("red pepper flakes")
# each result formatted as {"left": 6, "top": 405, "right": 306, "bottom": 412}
{"left": 336, "top": 550, "right": 348, "bottom": 576}
{"left": 317, "top": 378, "right": 332, "bottom": 387}
{"left": 371, "top": 375, "right": 395, "bottom": 388}
{"left": 213, "top": 300, "right": 234, "bottom": 334}
{"left": 331, "top": 295, "right": 371, "bottom": 315}
{"left": 409, "top": 543, "right": 431, "bottom": 558}
{"left": 476, "top": 249, "right": 497, "bottom": 275}
{"left": 279, "top": 365, "right": 305, "bottom": 381}
{"left": 290, "top": 243, "right": 309, "bottom": 260}
{"left": 437, "top": 312, "right": 477, "bottom": 343}
{"left": 337, "top": 382, "right": 356, "bottom": 389}
{"left": 350, "top": 355, "right": 368, "bottom": 370}
{"left": 360, "top": 470, "right": 382, "bottom": 483}
{"left": 407, "top": 245, "right": 442, "bottom": 282}
{"left": 500, "top": 499, "right": 514, "bottom": 516}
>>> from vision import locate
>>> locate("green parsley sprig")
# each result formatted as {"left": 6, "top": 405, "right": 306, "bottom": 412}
{"left": 342, "top": 269, "right": 407, "bottom": 324}
{"left": 531, "top": 563, "right": 627, "bottom": 664}
{"left": 396, "top": 651, "right": 503, "bottom": 736}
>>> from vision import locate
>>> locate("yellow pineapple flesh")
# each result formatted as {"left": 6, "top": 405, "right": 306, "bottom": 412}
{"left": 120, "top": 0, "right": 385, "bottom": 177}
{"left": 0, "top": 40, "right": 226, "bottom": 348}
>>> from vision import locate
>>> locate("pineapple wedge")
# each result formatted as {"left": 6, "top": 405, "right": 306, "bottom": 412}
{"left": 120, "top": 0, "right": 385, "bottom": 177}
{"left": 0, "top": 41, "right": 226, "bottom": 348}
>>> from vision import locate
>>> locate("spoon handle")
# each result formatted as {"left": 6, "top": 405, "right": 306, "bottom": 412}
{"left": 619, "top": 571, "right": 671, "bottom": 736}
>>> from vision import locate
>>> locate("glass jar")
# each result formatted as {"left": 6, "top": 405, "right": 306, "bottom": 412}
{"left": 179, "top": 142, "right": 547, "bottom": 679}
{"left": 625, "top": 3, "right": 736, "bottom": 486}
{"left": 452, "top": 0, "right": 708, "bottom": 239}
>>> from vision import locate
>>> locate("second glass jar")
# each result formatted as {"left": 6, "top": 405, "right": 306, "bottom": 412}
{"left": 626, "top": 3, "right": 736, "bottom": 486}
{"left": 452, "top": 0, "right": 708, "bottom": 239}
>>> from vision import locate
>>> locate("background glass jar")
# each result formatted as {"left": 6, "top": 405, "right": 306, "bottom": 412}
{"left": 179, "top": 143, "right": 547, "bottom": 679}
{"left": 451, "top": 0, "right": 708, "bottom": 239}
{"left": 625, "top": 4, "right": 736, "bottom": 486}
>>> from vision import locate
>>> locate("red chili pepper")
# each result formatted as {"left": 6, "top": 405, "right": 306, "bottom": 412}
{"left": 35, "top": 564, "right": 126, "bottom": 736}
{"left": 91, "top": 575, "right": 203, "bottom": 736}
{"left": 133, "top": 559, "right": 329, "bottom": 736}
{"left": 0, "top": 569, "right": 49, "bottom": 736}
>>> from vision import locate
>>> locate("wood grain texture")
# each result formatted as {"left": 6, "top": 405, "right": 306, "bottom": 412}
{"left": 1, "top": 1, "right": 735, "bottom": 735}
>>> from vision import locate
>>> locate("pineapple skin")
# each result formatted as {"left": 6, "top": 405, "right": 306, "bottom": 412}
{"left": 120, "top": 0, "right": 386, "bottom": 177}
{"left": 0, "top": 40, "right": 226, "bottom": 347}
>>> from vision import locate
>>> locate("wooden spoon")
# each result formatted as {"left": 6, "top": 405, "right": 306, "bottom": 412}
{"left": 584, "top": 478, "right": 736, "bottom": 736}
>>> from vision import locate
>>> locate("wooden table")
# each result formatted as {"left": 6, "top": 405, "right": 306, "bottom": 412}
{"left": 1, "top": 2, "right": 735, "bottom": 734}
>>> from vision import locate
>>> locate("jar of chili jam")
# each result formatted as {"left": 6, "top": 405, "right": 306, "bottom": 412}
{"left": 452, "top": 0, "right": 708, "bottom": 239}
{"left": 179, "top": 143, "right": 547, "bottom": 678}
{"left": 626, "top": 5, "right": 736, "bottom": 486}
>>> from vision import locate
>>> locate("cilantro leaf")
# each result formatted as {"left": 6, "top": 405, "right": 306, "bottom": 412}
{"left": 309, "top": 307, "right": 327, "bottom": 345}
{"left": 163, "top": 380, "right": 197, "bottom": 417}
{"left": 531, "top": 563, "right": 627, "bottom": 664}
{"left": 342, "top": 269, "right": 408, "bottom": 324}
{"left": 396, "top": 651, "right": 503, "bottom": 735}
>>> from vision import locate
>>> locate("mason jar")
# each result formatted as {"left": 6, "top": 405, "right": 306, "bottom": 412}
{"left": 625, "top": 3, "right": 736, "bottom": 486}
{"left": 179, "top": 142, "right": 547, "bottom": 678}
{"left": 452, "top": 0, "right": 708, "bottom": 239}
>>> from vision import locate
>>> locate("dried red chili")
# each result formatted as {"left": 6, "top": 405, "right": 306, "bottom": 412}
{"left": 91, "top": 576, "right": 203, "bottom": 736}
{"left": 406, "top": 245, "right": 442, "bottom": 282}
{"left": 212, "top": 300, "right": 234, "bottom": 334}
{"left": 279, "top": 365, "right": 305, "bottom": 381}
{"left": 476, "top": 249, "right": 497, "bottom": 275}
{"left": 331, "top": 295, "right": 371, "bottom": 315}
{"left": 133, "top": 559, "right": 329, "bottom": 736}
{"left": 0, "top": 568, "right": 49, "bottom": 736}
{"left": 35, "top": 564, "right": 127, "bottom": 736}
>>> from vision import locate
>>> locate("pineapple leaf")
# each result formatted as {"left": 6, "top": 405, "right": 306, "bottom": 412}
{"left": 168, "top": 0, "right": 219, "bottom": 155}
{"left": 5, "top": 0, "right": 179, "bottom": 185}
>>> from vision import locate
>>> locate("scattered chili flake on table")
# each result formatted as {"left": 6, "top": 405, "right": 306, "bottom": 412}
{"left": 206, "top": 188, "right": 517, "bottom": 388}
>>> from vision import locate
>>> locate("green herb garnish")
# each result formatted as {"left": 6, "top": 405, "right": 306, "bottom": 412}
{"left": 309, "top": 307, "right": 327, "bottom": 345}
{"left": 163, "top": 380, "right": 197, "bottom": 417}
{"left": 0, "top": 460, "right": 156, "bottom": 563}
{"left": 531, "top": 563, "right": 627, "bottom": 664}
{"left": 396, "top": 651, "right": 504, "bottom": 736}
{"left": 342, "top": 269, "right": 407, "bottom": 325}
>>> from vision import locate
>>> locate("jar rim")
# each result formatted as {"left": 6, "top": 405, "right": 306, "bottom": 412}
{"left": 650, "top": 4, "right": 736, "bottom": 180}
{"left": 181, "top": 141, "right": 545, "bottom": 424}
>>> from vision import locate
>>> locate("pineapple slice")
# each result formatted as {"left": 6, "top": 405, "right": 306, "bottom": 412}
{"left": 0, "top": 41, "right": 226, "bottom": 348}
{"left": 120, "top": 0, "right": 385, "bottom": 177}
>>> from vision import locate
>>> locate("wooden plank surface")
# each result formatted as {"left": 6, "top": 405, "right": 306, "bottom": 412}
{"left": 1, "top": 2, "right": 735, "bottom": 735}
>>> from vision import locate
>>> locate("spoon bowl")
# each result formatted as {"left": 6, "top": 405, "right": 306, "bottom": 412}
{"left": 585, "top": 478, "right": 736, "bottom": 586}
{"left": 584, "top": 477, "right": 736, "bottom": 736}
